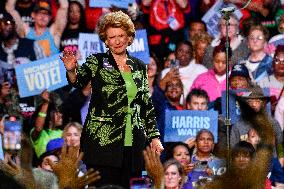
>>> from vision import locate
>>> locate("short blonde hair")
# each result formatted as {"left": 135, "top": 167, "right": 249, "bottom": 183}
{"left": 63, "top": 122, "right": 83, "bottom": 138}
{"left": 191, "top": 31, "right": 212, "bottom": 48}
{"left": 96, "top": 11, "right": 135, "bottom": 45}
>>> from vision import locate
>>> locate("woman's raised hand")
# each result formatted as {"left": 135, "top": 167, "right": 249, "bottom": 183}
{"left": 60, "top": 50, "right": 78, "bottom": 72}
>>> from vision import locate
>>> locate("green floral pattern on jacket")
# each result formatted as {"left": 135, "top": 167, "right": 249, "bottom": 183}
{"left": 69, "top": 52, "right": 160, "bottom": 148}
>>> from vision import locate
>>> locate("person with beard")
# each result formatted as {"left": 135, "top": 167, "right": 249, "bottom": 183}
{"left": 230, "top": 84, "right": 284, "bottom": 159}
{"left": 152, "top": 77, "right": 184, "bottom": 143}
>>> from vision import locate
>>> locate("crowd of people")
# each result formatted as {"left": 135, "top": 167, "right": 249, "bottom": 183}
{"left": 0, "top": 0, "right": 284, "bottom": 188}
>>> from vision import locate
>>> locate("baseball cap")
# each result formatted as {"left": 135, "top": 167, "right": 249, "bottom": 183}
{"left": 33, "top": 1, "right": 51, "bottom": 14}
{"left": 229, "top": 64, "right": 250, "bottom": 79}
{"left": 46, "top": 138, "right": 64, "bottom": 152}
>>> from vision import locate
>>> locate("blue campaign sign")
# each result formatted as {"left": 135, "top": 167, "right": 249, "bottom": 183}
{"left": 15, "top": 54, "right": 68, "bottom": 98}
{"left": 101, "top": 29, "right": 150, "bottom": 64}
{"left": 89, "top": 0, "right": 134, "bottom": 9}
{"left": 78, "top": 33, "right": 102, "bottom": 65}
{"left": 221, "top": 89, "right": 271, "bottom": 124}
{"left": 164, "top": 110, "right": 218, "bottom": 143}
{"left": 127, "top": 29, "right": 150, "bottom": 64}
{"left": 202, "top": 1, "right": 242, "bottom": 38}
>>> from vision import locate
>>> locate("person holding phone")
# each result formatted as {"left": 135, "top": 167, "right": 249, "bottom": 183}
{"left": 61, "top": 11, "right": 163, "bottom": 188}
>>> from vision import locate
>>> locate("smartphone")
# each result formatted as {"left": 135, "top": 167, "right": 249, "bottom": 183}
{"left": 130, "top": 177, "right": 151, "bottom": 189}
{"left": 194, "top": 161, "right": 208, "bottom": 170}
{"left": 3, "top": 116, "right": 22, "bottom": 152}
{"left": 170, "top": 59, "right": 180, "bottom": 68}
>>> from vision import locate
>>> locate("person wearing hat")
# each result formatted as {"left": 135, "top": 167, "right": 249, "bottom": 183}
{"left": 6, "top": 0, "right": 68, "bottom": 57}
{"left": 230, "top": 84, "right": 284, "bottom": 159}
{"left": 229, "top": 64, "right": 251, "bottom": 90}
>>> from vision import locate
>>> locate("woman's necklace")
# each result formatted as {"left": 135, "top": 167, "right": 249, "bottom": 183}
{"left": 114, "top": 55, "right": 130, "bottom": 72}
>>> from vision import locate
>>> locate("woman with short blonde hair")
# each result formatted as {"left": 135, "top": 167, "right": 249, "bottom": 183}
{"left": 61, "top": 10, "right": 163, "bottom": 187}
{"left": 63, "top": 122, "right": 82, "bottom": 147}
{"left": 96, "top": 11, "right": 135, "bottom": 45}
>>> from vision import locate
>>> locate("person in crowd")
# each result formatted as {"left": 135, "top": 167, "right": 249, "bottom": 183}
{"left": 247, "top": 128, "right": 284, "bottom": 185}
{"left": 230, "top": 84, "right": 284, "bottom": 159}
{"left": 30, "top": 90, "right": 63, "bottom": 158}
{"left": 60, "top": 0, "right": 89, "bottom": 53}
{"left": 61, "top": 11, "right": 163, "bottom": 188}
{"left": 38, "top": 151, "right": 59, "bottom": 172}
{"left": 191, "top": 31, "right": 212, "bottom": 64}
{"left": 240, "top": 24, "right": 273, "bottom": 82}
{"left": 161, "top": 41, "right": 208, "bottom": 98}
{"left": 185, "top": 88, "right": 227, "bottom": 157}
{"left": 191, "top": 42, "right": 229, "bottom": 102}
{"left": 6, "top": 0, "right": 68, "bottom": 57}
{"left": 187, "top": 19, "right": 207, "bottom": 43}
{"left": 258, "top": 44, "right": 284, "bottom": 95}
{"left": 0, "top": 12, "right": 45, "bottom": 133}
{"left": 141, "top": 0, "right": 190, "bottom": 60}
{"left": 229, "top": 64, "right": 251, "bottom": 90}
{"left": 187, "top": 129, "right": 220, "bottom": 187}
{"left": 152, "top": 77, "right": 184, "bottom": 143}
{"left": 163, "top": 142, "right": 196, "bottom": 189}
{"left": 1, "top": 136, "right": 100, "bottom": 189}
{"left": 186, "top": 88, "right": 209, "bottom": 111}
{"left": 163, "top": 158, "right": 185, "bottom": 189}
{"left": 14, "top": 0, "right": 35, "bottom": 27}
{"left": 164, "top": 142, "right": 192, "bottom": 174}
{"left": 147, "top": 52, "right": 161, "bottom": 95}
{"left": 258, "top": 44, "right": 284, "bottom": 115}
{"left": 0, "top": 12, "right": 44, "bottom": 65}
{"left": 230, "top": 141, "right": 272, "bottom": 188}
{"left": 268, "top": 14, "right": 284, "bottom": 52}
{"left": 197, "top": 92, "right": 275, "bottom": 188}
{"left": 163, "top": 52, "right": 176, "bottom": 68}
{"left": 63, "top": 122, "right": 82, "bottom": 147}
{"left": 202, "top": 14, "right": 249, "bottom": 68}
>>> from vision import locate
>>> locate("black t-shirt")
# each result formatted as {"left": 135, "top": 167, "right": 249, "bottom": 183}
{"left": 16, "top": 2, "right": 35, "bottom": 27}
{"left": 60, "top": 28, "right": 91, "bottom": 52}
{"left": 0, "top": 1, "right": 7, "bottom": 20}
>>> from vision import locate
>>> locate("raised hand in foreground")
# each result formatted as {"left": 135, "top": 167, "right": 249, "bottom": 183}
{"left": 0, "top": 135, "right": 37, "bottom": 189}
{"left": 143, "top": 146, "right": 164, "bottom": 189}
{"left": 48, "top": 145, "right": 100, "bottom": 189}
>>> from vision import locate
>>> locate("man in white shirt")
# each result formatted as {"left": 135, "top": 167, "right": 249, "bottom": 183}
{"left": 161, "top": 41, "right": 207, "bottom": 98}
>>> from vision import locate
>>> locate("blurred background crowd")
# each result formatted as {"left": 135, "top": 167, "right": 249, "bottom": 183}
{"left": 1, "top": 0, "right": 284, "bottom": 188}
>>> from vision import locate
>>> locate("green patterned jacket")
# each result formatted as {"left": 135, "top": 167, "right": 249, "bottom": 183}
{"left": 68, "top": 51, "right": 160, "bottom": 169}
